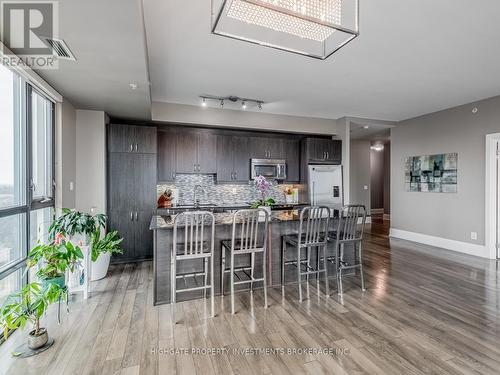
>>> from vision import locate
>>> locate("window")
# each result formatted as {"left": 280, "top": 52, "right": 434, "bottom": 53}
{"left": 0, "top": 64, "right": 24, "bottom": 209}
{"left": 0, "top": 63, "right": 55, "bottom": 319}
{"left": 0, "top": 267, "right": 24, "bottom": 305}
{"left": 30, "top": 207, "right": 54, "bottom": 248}
{"left": 0, "top": 214, "right": 26, "bottom": 270}
{"left": 30, "top": 89, "right": 54, "bottom": 202}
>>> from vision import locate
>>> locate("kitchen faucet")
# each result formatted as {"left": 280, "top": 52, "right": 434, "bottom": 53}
{"left": 193, "top": 184, "right": 206, "bottom": 207}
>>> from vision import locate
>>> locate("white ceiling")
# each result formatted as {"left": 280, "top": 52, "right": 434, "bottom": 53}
{"left": 144, "top": 0, "right": 500, "bottom": 121}
{"left": 35, "top": 0, "right": 151, "bottom": 119}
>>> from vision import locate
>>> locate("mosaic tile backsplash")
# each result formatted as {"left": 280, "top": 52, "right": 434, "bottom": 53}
{"left": 157, "top": 174, "right": 304, "bottom": 206}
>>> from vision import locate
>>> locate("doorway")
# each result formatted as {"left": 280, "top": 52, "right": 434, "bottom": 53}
{"left": 485, "top": 133, "right": 500, "bottom": 259}
{"left": 370, "top": 140, "right": 390, "bottom": 222}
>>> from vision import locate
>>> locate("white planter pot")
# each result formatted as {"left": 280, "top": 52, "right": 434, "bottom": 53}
{"left": 91, "top": 252, "right": 111, "bottom": 281}
{"left": 258, "top": 206, "right": 271, "bottom": 222}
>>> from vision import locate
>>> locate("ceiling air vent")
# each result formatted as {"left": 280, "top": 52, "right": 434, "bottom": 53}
{"left": 43, "top": 38, "right": 76, "bottom": 61}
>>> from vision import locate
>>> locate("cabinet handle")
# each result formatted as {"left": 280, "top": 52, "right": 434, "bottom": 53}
{"left": 130, "top": 144, "right": 133, "bottom": 152}
{"left": 234, "top": 171, "right": 237, "bottom": 179}
{"left": 171, "top": 172, "right": 176, "bottom": 180}
{"left": 130, "top": 212, "right": 133, "bottom": 221}
{"left": 326, "top": 151, "right": 329, "bottom": 159}
{"left": 135, "top": 143, "right": 138, "bottom": 152}
{"left": 135, "top": 212, "right": 138, "bottom": 221}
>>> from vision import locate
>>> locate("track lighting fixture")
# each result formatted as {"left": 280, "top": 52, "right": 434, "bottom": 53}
{"left": 199, "top": 95, "right": 264, "bottom": 111}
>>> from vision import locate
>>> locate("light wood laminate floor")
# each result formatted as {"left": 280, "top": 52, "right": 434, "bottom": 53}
{"left": 1, "top": 219, "right": 500, "bottom": 375}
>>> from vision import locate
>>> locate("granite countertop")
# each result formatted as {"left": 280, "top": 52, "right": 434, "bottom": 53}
{"left": 150, "top": 210, "right": 300, "bottom": 230}
{"left": 156, "top": 202, "right": 309, "bottom": 212}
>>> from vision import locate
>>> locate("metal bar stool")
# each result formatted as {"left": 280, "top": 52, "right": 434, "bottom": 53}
{"left": 281, "top": 206, "right": 331, "bottom": 302}
{"left": 328, "top": 205, "right": 367, "bottom": 295}
{"left": 171, "top": 211, "right": 215, "bottom": 322}
{"left": 221, "top": 209, "right": 269, "bottom": 315}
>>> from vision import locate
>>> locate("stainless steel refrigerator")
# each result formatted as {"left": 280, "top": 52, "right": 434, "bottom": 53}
{"left": 308, "top": 165, "right": 344, "bottom": 210}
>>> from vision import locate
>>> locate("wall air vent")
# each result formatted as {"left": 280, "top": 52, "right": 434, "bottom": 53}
{"left": 42, "top": 38, "right": 76, "bottom": 61}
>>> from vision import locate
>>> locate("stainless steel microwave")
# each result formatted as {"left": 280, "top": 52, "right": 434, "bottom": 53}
{"left": 251, "top": 159, "right": 287, "bottom": 180}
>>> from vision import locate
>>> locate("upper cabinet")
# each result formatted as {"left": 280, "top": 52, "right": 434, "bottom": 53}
{"left": 108, "top": 124, "right": 156, "bottom": 153}
{"left": 302, "top": 138, "right": 342, "bottom": 164}
{"left": 216, "top": 135, "right": 250, "bottom": 182}
{"left": 281, "top": 138, "right": 300, "bottom": 182}
{"left": 157, "top": 128, "right": 177, "bottom": 182}
{"left": 197, "top": 131, "right": 217, "bottom": 173}
{"left": 249, "top": 137, "right": 284, "bottom": 159}
{"left": 175, "top": 129, "right": 217, "bottom": 174}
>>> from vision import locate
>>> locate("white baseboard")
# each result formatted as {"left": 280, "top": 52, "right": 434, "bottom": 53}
{"left": 371, "top": 208, "right": 384, "bottom": 214}
{"left": 389, "top": 228, "right": 490, "bottom": 259}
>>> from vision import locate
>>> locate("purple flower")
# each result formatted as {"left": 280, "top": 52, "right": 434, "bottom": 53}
{"left": 255, "top": 175, "right": 271, "bottom": 200}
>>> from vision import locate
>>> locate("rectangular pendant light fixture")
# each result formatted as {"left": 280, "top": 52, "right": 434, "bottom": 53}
{"left": 212, "top": 0, "right": 359, "bottom": 60}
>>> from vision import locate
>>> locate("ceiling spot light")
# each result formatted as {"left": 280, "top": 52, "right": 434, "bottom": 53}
{"left": 201, "top": 98, "right": 207, "bottom": 107}
{"left": 472, "top": 107, "right": 478, "bottom": 114}
{"left": 363, "top": 125, "right": 369, "bottom": 129}
{"left": 370, "top": 144, "right": 384, "bottom": 152}
{"left": 242, "top": 101, "right": 247, "bottom": 109}
{"left": 220, "top": 99, "right": 224, "bottom": 108}
{"left": 129, "top": 83, "right": 138, "bottom": 90}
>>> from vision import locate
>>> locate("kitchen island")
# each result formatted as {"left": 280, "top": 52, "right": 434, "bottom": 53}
{"left": 151, "top": 208, "right": 352, "bottom": 305}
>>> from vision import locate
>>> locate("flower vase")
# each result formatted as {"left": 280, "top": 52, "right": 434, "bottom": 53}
{"left": 258, "top": 206, "right": 271, "bottom": 222}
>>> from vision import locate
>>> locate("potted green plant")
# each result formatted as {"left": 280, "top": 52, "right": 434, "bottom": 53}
{"left": 250, "top": 175, "right": 275, "bottom": 221}
{"left": 1, "top": 282, "right": 63, "bottom": 350}
{"left": 49, "top": 209, "right": 123, "bottom": 280}
{"left": 28, "top": 235, "right": 83, "bottom": 289}
{"left": 90, "top": 228, "right": 123, "bottom": 263}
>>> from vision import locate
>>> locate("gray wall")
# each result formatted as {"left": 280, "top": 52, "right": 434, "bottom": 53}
{"left": 61, "top": 100, "right": 76, "bottom": 208}
{"left": 391, "top": 94, "right": 500, "bottom": 247}
{"left": 349, "top": 140, "right": 371, "bottom": 213}
{"left": 75, "top": 110, "right": 107, "bottom": 214}
{"left": 370, "top": 148, "right": 384, "bottom": 209}
{"left": 152, "top": 102, "right": 338, "bottom": 135}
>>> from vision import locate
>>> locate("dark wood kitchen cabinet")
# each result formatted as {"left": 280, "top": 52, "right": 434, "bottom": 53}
{"left": 108, "top": 124, "right": 156, "bottom": 154}
{"left": 216, "top": 135, "right": 249, "bottom": 182}
{"left": 157, "top": 129, "right": 177, "bottom": 182}
{"left": 249, "top": 137, "right": 283, "bottom": 159}
{"left": 302, "top": 138, "right": 342, "bottom": 164}
{"left": 175, "top": 129, "right": 216, "bottom": 174}
{"left": 281, "top": 138, "right": 300, "bottom": 182}
{"left": 108, "top": 123, "right": 157, "bottom": 262}
{"left": 197, "top": 131, "right": 217, "bottom": 173}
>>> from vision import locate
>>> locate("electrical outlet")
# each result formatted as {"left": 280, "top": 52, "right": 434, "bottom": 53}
{"left": 69, "top": 181, "right": 74, "bottom": 191}
{"left": 470, "top": 232, "right": 477, "bottom": 240}
{"left": 363, "top": 185, "right": 368, "bottom": 190}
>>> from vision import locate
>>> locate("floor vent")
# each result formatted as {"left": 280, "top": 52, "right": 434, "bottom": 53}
{"left": 43, "top": 38, "right": 76, "bottom": 61}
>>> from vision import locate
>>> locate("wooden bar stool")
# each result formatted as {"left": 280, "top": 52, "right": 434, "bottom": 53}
{"left": 327, "top": 205, "right": 367, "bottom": 295}
{"left": 281, "top": 206, "right": 331, "bottom": 302}
{"left": 171, "top": 211, "right": 215, "bottom": 322}
{"left": 221, "top": 209, "right": 269, "bottom": 315}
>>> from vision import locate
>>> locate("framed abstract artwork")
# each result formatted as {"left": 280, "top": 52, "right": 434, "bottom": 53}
{"left": 404, "top": 153, "right": 458, "bottom": 193}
